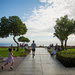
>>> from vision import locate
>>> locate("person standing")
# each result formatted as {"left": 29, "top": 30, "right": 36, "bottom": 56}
{"left": 31, "top": 40, "right": 36, "bottom": 58}
{"left": 55, "top": 43, "right": 58, "bottom": 51}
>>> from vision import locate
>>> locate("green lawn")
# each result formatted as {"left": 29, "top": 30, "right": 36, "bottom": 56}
{"left": 57, "top": 49, "right": 75, "bottom": 58}
{"left": 0, "top": 48, "right": 27, "bottom": 57}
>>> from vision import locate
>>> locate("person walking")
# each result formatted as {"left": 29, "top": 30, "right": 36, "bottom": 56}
{"left": 1, "top": 48, "right": 14, "bottom": 70}
{"left": 31, "top": 40, "right": 36, "bottom": 58}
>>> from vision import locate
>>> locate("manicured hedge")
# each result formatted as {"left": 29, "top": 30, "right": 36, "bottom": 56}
{"left": 56, "top": 49, "right": 75, "bottom": 67}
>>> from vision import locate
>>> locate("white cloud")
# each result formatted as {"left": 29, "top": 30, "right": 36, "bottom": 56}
{"left": 24, "top": 0, "right": 75, "bottom": 46}
{"left": 40, "top": 0, "right": 47, "bottom": 3}
{"left": 0, "top": 0, "right": 73, "bottom": 46}
{"left": 1, "top": 0, "right": 75, "bottom": 46}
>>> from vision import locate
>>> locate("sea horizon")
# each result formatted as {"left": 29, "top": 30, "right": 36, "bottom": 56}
{"left": 0, "top": 43, "right": 17, "bottom": 47}
{"left": 0, "top": 43, "right": 75, "bottom": 47}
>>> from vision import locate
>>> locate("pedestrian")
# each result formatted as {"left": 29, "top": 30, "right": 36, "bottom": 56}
{"left": 1, "top": 48, "right": 14, "bottom": 70}
{"left": 31, "top": 40, "right": 36, "bottom": 58}
{"left": 55, "top": 44, "right": 58, "bottom": 51}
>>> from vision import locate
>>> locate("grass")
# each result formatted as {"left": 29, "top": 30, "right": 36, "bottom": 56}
{"left": 57, "top": 49, "right": 75, "bottom": 58}
{"left": 0, "top": 47, "right": 27, "bottom": 57}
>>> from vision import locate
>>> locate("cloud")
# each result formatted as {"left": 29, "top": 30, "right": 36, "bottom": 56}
{"left": 23, "top": 0, "right": 75, "bottom": 46}
{"left": 40, "top": 0, "right": 47, "bottom": 3}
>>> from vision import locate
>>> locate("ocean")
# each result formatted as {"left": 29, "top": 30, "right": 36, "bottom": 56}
{"left": 0, "top": 43, "right": 17, "bottom": 46}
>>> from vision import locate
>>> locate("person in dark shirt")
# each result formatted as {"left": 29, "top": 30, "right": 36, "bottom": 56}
{"left": 31, "top": 40, "right": 36, "bottom": 58}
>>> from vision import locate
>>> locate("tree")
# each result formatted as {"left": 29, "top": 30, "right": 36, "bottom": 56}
{"left": 8, "top": 16, "right": 27, "bottom": 50}
{"left": 54, "top": 28, "right": 65, "bottom": 50}
{"left": 18, "top": 36, "right": 30, "bottom": 43}
{"left": 0, "top": 17, "right": 9, "bottom": 38}
{"left": 0, "top": 16, "right": 27, "bottom": 51}
{"left": 63, "top": 19, "right": 75, "bottom": 50}
{"left": 54, "top": 15, "right": 74, "bottom": 50}
{"left": 73, "top": 21, "right": 75, "bottom": 34}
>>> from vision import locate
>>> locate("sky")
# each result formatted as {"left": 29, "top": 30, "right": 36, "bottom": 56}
{"left": 0, "top": 0, "right": 75, "bottom": 46}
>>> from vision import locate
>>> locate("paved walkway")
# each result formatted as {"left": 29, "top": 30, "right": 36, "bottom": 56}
{"left": 0, "top": 48, "right": 75, "bottom": 75}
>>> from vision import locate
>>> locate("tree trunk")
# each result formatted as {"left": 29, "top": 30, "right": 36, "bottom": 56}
{"left": 13, "top": 36, "right": 19, "bottom": 51}
{"left": 61, "top": 41, "right": 64, "bottom": 50}
{"left": 64, "top": 38, "right": 67, "bottom": 51}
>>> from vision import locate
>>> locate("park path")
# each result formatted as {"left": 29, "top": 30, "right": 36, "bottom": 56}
{"left": 0, "top": 48, "right": 75, "bottom": 75}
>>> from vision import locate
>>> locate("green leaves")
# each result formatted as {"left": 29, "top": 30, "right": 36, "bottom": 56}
{"left": 54, "top": 15, "right": 75, "bottom": 50}
{"left": 54, "top": 15, "right": 74, "bottom": 40}
{"left": 0, "top": 16, "right": 9, "bottom": 38}
{"left": 0, "top": 16, "right": 27, "bottom": 38}
{"left": 18, "top": 36, "right": 30, "bottom": 43}
{"left": 8, "top": 16, "right": 27, "bottom": 36}
{"left": 0, "top": 16, "right": 28, "bottom": 46}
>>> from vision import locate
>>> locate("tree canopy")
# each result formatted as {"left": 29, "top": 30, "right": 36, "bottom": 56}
{"left": 0, "top": 17, "right": 9, "bottom": 38}
{"left": 18, "top": 36, "right": 30, "bottom": 43}
{"left": 54, "top": 15, "right": 75, "bottom": 50}
{"left": 0, "top": 16, "right": 27, "bottom": 49}
{"left": 9, "top": 16, "right": 27, "bottom": 36}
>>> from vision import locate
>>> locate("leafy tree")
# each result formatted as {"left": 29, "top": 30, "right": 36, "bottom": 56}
{"left": 18, "top": 36, "right": 30, "bottom": 43}
{"left": 54, "top": 27, "right": 65, "bottom": 50}
{"left": 63, "top": 19, "right": 75, "bottom": 50}
{"left": 0, "top": 17, "right": 9, "bottom": 38}
{"left": 0, "top": 16, "right": 27, "bottom": 51}
{"left": 54, "top": 15, "right": 74, "bottom": 50}
{"left": 73, "top": 21, "right": 75, "bottom": 34}
{"left": 8, "top": 16, "right": 27, "bottom": 50}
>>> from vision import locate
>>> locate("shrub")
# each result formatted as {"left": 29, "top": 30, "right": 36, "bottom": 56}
{"left": 56, "top": 49, "right": 75, "bottom": 67}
